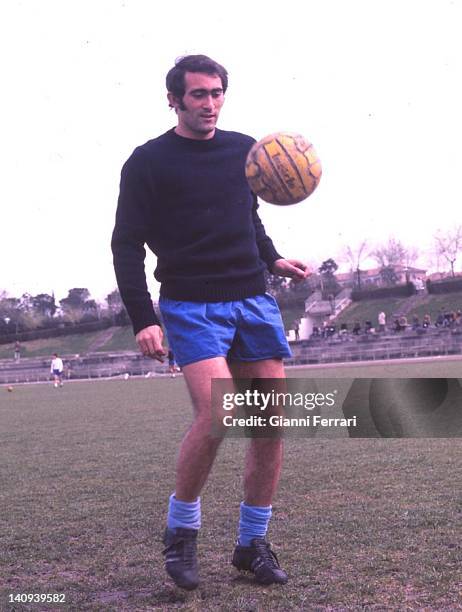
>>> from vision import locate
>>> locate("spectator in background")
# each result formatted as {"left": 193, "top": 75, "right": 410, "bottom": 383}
{"left": 411, "top": 314, "right": 420, "bottom": 331}
{"left": 422, "top": 314, "right": 431, "bottom": 329}
{"left": 14, "top": 341, "right": 21, "bottom": 362}
{"left": 443, "top": 311, "right": 453, "bottom": 327}
{"left": 378, "top": 311, "right": 386, "bottom": 332}
{"left": 327, "top": 323, "right": 336, "bottom": 338}
{"left": 435, "top": 309, "right": 445, "bottom": 327}
{"left": 50, "top": 353, "right": 64, "bottom": 388}
{"left": 168, "top": 349, "right": 178, "bottom": 377}
{"left": 352, "top": 321, "right": 361, "bottom": 335}
{"left": 293, "top": 320, "right": 300, "bottom": 341}
{"left": 339, "top": 323, "right": 348, "bottom": 338}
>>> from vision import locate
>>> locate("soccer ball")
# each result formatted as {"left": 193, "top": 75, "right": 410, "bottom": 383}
{"left": 245, "top": 132, "right": 322, "bottom": 205}
{"left": 7, "top": 386, "right": 14, "bottom": 392}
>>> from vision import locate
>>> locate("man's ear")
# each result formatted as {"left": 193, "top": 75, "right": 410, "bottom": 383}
{"left": 167, "top": 92, "right": 179, "bottom": 111}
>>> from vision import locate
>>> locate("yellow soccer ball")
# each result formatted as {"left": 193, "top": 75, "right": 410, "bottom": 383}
{"left": 245, "top": 132, "right": 322, "bottom": 205}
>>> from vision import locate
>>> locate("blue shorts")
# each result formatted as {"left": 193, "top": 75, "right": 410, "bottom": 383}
{"left": 159, "top": 294, "right": 292, "bottom": 368}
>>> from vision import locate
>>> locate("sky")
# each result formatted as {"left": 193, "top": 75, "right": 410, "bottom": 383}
{"left": 1, "top": 0, "right": 461, "bottom": 304}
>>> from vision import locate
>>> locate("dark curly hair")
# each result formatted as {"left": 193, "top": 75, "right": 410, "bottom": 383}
{"left": 166, "top": 55, "right": 228, "bottom": 109}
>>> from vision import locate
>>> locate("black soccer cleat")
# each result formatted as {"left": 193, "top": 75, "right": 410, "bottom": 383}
{"left": 162, "top": 527, "right": 199, "bottom": 590}
{"left": 232, "top": 537, "right": 288, "bottom": 585}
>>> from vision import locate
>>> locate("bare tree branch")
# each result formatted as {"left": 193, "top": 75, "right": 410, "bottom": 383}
{"left": 434, "top": 225, "right": 462, "bottom": 277}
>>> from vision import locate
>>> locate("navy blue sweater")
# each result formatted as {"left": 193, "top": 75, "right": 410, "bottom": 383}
{"left": 111, "top": 128, "right": 282, "bottom": 334}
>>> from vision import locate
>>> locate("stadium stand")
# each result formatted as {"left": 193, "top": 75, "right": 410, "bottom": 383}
{"left": 1, "top": 327, "right": 462, "bottom": 383}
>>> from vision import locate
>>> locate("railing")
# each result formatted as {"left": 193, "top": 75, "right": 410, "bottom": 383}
{"left": 0, "top": 351, "right": 172, "bottom": 385}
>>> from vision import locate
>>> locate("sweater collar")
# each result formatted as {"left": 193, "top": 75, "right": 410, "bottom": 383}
{"left": 167, "top": 127, "right": 222, "bottom": 149}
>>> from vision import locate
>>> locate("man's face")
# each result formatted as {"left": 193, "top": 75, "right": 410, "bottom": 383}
{"left": 169, "top": 71, "right": 225, "bottom": 140}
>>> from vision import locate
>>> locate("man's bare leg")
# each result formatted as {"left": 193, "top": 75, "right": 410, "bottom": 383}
{"left": 174, "top": 356, "right": 233, "bottom": 502}
{"left": 164, "top": 356, "right": 287, "bottom": 588}
{"left": 229, "top": 358, "right": 285, "bottom": 506}
{"left": 162, "top": 356, "right": 233, "bottom": 589}
{"left": 229, "top": 358, "right": 288, "bottom": 585}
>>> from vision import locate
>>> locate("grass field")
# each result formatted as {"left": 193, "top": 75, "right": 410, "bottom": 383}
{"left": 1, "top": 363, "right": 462, "bottom": 610}
{"left": 410, "top": 290, "right": 462, "bottom": 321}
{"left": 0, "top": 332, "right": 102, "bottom": 360}
{"left": 0, "top": 327, "right": 139, "bottom": 361}
{"left": 335, "top": 297, "right": 409, "bottom": 328}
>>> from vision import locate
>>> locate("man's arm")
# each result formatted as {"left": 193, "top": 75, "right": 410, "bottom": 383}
{"left": 111, "top": 148, "right": 165, "bottom": 360}
{"left": 251, "top": 195, "right": 310, "bottom": 281}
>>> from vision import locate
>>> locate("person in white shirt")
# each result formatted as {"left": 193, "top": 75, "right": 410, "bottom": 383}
{"left": 50, "top": 353, "right": 64, "bottom": 387}
{"left": 378, "top": 311, "right": 386, "bottom": 332}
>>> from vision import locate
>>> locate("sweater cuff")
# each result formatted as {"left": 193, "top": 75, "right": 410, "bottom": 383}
{"left": 126, "top": 302, "right": 161, "bottom": 336}
{"left": 260, "top": 244, "right": 284, "bottom": 272}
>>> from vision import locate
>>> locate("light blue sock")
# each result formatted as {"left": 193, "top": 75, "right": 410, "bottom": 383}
{"left": 238, "top": 502, "right": 272, "bottom": 546}
{"left": 167, "top": 493, "right": 201, "bottom": 531}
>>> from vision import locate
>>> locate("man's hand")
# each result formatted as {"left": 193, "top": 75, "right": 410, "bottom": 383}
{"left": 135, "top": 325, "right": 166, "bottom": 361}
{"left": 271, "top": 258, "right": 311, "bottom": 283}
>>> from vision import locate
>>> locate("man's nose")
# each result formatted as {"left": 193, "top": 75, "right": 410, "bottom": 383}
{"left": 202, "top": 95, "right": 214, "bottom": 109}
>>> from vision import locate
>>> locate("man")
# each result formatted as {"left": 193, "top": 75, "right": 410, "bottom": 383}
{"left": 50, "top": 353, "right": 64, "bottom": 388}
{"left": 14, "top": 341, "right": 21, "bottom": 362}
{"left": 293, "top": 320, "right": 300, "bottom": 341}
{"left": 378, "top": 311, "right": 386, "bottom": 332}
{"left": 111, "top": 55, "right": 309, "bottom": 590}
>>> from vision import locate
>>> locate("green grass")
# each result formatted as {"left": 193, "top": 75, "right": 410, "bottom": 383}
{"left": 1, "top": 362, "right": 462, "bottom": 610}
{"left": 407, "top": 290, "right": 462, "bottom": 322}
{"left": 98, "top": 326, "right": 138, "bottom": 352}
{"left": 279, "top": 305, "right": 305, "bottom": 331}
{"left": 336, "top": 291, "right": 462, "bottom": 329}
{"left": 0, "top": 327, "right": 139, "bottom": 360}
{"left": 335, "top": 297, "right": 409, "bottom": 327}
{"left": 0, "top": 332, "right": 104, "bottom": 360}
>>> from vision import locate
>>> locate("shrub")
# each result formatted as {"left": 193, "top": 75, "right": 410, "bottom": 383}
{"left": 426, "top": 278, "right": 462, "bottom": 294}
{"left": 351, "top": 282, "right": 415, "bottom": 301}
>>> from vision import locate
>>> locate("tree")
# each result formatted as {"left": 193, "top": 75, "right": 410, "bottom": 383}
{"left": 380, "top": 265, "right": 399, "bottom": 286}
{"left": 60, "top": 288, "right": 91, "bottom": 311}
{"left": 318, "top": 258, "right": 339, "bottom": 277}
{"left": 59, "top": 288, "right": 94, "bottom": 324}
{"left": 264, "top": 271, "right": 288, "bottom": 298}
{"left": 83, "top": 299, "right": 98, "bottom": 313}
{"left": 32, "top": 293, "right": 57, "bottom": 318}
{"left": 287, "top": 275, "right": 318, "bottom": 297}
{"left": 17, "top": 293, "right": 41, "bottom": 330}
{"left": 342, "top": 240, "right": 369, "bottom": 289}
{"left": 106, "top": 289, "right": 124, "bottom": 312}
{"left": 318, "top": 258, "right": 340, "bottom": 299}
{"left": 434, "top": 226, "right": 462, "bottom": 277}
{"left": 19, "top": 293, "right": 34, "bottom": 313}
{"left": 371, "top": 237, "right": 408, "bottom": 268}
{"left": 0, "top": 294, "right": 19, "bottom": 335}
{"left": 106, "top": 288, "right": 128, "bottom": 325}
